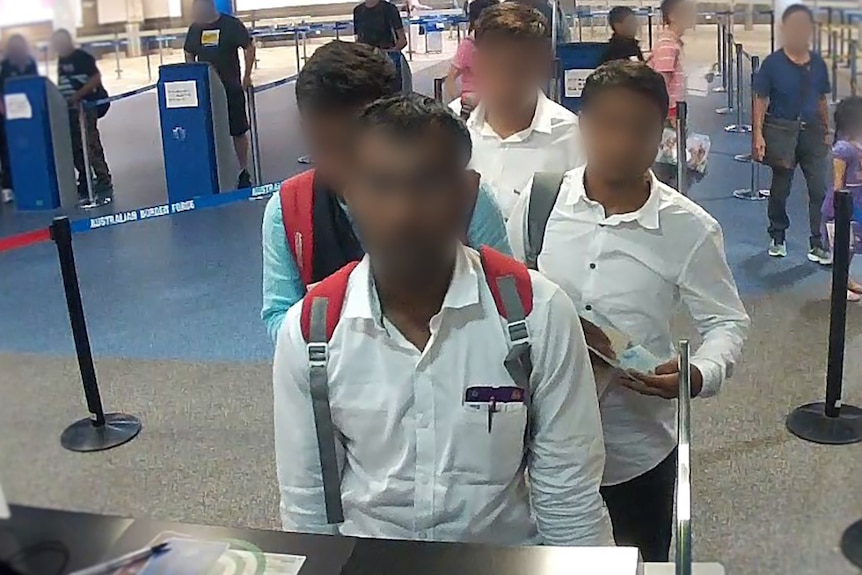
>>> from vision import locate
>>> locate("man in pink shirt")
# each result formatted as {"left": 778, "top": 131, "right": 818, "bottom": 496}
{"left": 445, "top": 0, "right": 498, "bottom": 113}
{"left": 648, "top": 0, "right": 694, "bottom": 121}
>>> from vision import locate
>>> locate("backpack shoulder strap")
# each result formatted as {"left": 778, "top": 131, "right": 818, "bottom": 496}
{"left": 525, "top": 171, "right": 565, "bottom": 271}
{"left": 280, "top": 169, "right": 317, "bottom": 287}
{"left": 299, "top": 260, "right": 360, "bottom": 525}
{"left": 479, "top": 246, "right": 534, "bottom": 399}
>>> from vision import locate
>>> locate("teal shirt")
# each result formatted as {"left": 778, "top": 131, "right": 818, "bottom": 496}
{"left": 261, "top": 183, "right": 512, "bottom": 341}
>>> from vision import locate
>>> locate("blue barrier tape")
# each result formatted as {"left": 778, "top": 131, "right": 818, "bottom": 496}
{"left": 69, "top": 182, "right": 279, "bottom": 234}
{"left": 253, "top": 74, "right": 298, "bottom": 93}
{"left": 82, "top": 83, "right": 157, "bottom": 109}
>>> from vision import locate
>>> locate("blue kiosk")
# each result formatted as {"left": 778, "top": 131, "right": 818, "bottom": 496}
{"left": 4, "top": 77, "right": 78, "bottom": 210}
{"left": 555, "top": 42, "right": 607, "bottom": 112}
{"left": 157, "top": 63, "right": 239, "bottom": 201}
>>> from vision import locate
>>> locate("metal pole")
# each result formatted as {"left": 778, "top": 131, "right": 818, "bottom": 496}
{"left": 717, "top": 34, "right": 734, "bottom": 113}
{"left": 293, "top": 27, "right": 301, "bottom": 72}
{"left": 852, "top": 40, "right": 858, "bottom": 97}
{"left": 833, "top": 32, "right": 840, "bottom": 104}
{"left": 78, "top": 106, "right": 99, "bottom": 210}
{"left": 246, "top": 85, "right": 262, "bottom": 187}
{"left": 714, "top": 24, "right": 727, "bottom": 92}
{"left": 113, "top": 32, "right": 122, "bottom": 80}
{"left": 145, "top": 38, "right": 152, "bottom": 81}
{"left": 647, "top": 12, "right": 653, "bottom": 50}
{"left": 733, "top": 56, "right": 769, "bottom": 198}
{"left": 301, "top": 28, "right": 308, "bottom": 63}
{"left": 676, "top": 101, "right": 687, "bottom": 195}
{"left": 726, "top": 44, "right": 751, "bottom": 133}
{"left": 675, "top": 339, "right": 692, "bottom": 575}
{"left": 158, "top": 28, "right": 164, "bottom": 66}
{"left": 768, "top": 9, "right": 775, "bottom": 54}
{"left": 840, "top": 11, "right": 847, "bottom": 60}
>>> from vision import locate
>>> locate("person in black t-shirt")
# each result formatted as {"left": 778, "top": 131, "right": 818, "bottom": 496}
{"left": 353, "top": 0, "right": 412, "bottom": 92}
{"left": 600, "top": 6, "right": 645, "bottom": 65}
{"left": 52, "top": 29, "right": 113, "bottom": 203}
{"left": 0, "top": 34, "right": 38, "bottom": 204}
{"left": 184, "top": 0, "right": 256, "bottom": 189}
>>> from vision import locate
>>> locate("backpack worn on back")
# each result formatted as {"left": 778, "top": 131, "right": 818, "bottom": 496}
{"left": 299, "top": 245, "right": 535, "bottom": 524}
{"left": 279, "top": 170, "right": 317, "bottom": 287}
{"left": 524, "top": 172, "right": 566, "bottom": 271}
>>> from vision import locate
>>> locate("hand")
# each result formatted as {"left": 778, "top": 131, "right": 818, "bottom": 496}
{"left": 242, "top": 75, "right": 253, "bottom": 90}
{"left": 580, "top": 317, "right": 615, "bottom": 366}
{"left": 69, "top": 92, "right": 83, "bottom": 106}
{"left": 753, "top": 133, "right": 766, "bottom": 162}
{"left": 623, "top": 357, "right": 703, "bottom": 399}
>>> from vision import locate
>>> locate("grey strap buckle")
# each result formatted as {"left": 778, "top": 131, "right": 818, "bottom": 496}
{"left": 506, "top": 319, "right": 529, "bottom": 346}
{"left": 307, "top": 342, "right": 328, "bottom": 367}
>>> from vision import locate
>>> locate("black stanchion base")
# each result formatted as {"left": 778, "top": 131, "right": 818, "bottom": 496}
{"left": 841, "top": 519, "right": 862, "bottom": 567}
{"left": 786, "top": 402, "right": 862, "bottom": 445}
{"left": 60, "top": 413, "right": 142, "bottom": 452}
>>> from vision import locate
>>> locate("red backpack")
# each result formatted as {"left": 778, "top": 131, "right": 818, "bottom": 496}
{"left": 279, "top": 170, "right": 317, "bottom": 287}
{"left": 299, "top": 245, "right": 535, "bottom": 524}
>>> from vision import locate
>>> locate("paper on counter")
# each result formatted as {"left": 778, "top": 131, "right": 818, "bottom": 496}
{"left": 4, "top": 93, "right": 32, "bottom": 120}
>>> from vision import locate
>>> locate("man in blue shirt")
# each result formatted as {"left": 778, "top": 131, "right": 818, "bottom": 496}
{"left": 262, "top": 41, "right": 510, "bottom": 341}
{"left": 752, "top": 4, "right": 831, "bottom": 263}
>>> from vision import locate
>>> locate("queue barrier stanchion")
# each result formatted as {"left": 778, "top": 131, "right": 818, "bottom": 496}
{"left": 786, "top": 189, "right": 862, "bottom": 444}
{"left": 716, "top": 34, "right": 734, "bottom": 114}
{"left": 145, "top": 37, "right": 152, "bottom": 81}
{"left": 114, "top": 32, "right": 123, "bottom": 80}
{"left": 676, "top": 101, "right": 687, "bottom": 196}
{"left": 851, "top": 40, "right": 858, "bottom": 98}
{"left": 50, "top": 216, "right": 143, "bottom": 452}
{"left": 766, "top": 9, "right": 775, "bottom": 54}
{"left": 733, "top": 56, "right": 770, "bottom": 200}
{"left": 713, "top": 23, "right": 728, "bottom": 93}
{"left": 842, "top": 517, "right": 862, "bottom": 568}
{"left": 676, "top": 339, "right": 692, "bottom": 575}
{"left": 246, "top": 84, "right": 263, "bottom": 187}
{"left": 724, "top": 44, "right": 751, "bottom": 133}
{"left": 832, "top": 31, "right": 840, "bottom": 104}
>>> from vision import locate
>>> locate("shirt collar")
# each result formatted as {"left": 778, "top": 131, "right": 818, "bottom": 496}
{"left": 341, "top": 246, "right": 481, "bottom": 326}
{"left": 468, "top": 91, "right": 555, "bottom": 139}
{"left": 564, "top": 166, "right": 662, "bottom": 230}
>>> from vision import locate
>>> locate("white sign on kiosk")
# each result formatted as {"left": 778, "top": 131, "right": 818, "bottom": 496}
{"left": 164, "top": 80, "right": 199, "bottom": 109}
{"left": 564, "top": 69, "right": 593, "bottom": 98}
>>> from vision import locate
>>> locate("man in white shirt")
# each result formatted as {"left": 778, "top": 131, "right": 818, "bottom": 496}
{"left": 450, "top": 2, "right": 584, "bottom": 218}
{"left": 274, "top": 93, "right": 613, "bottom": 547}
{"left": 507, "top": 61, "right": 750, "bottom": 561}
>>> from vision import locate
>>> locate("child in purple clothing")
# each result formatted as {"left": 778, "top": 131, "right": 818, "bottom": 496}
{"left": 823, "top": 96, "right": 862, "bottom": 301}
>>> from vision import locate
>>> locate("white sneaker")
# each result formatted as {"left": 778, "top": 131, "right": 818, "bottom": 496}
{"left": 808, "top": 246, "right": 833, "bottom": 265}
{"left": 1, "top": 189, "right": 12, "bottom": 203}
{"left": 768, "top": 239, "right": 787, "bottom": 257}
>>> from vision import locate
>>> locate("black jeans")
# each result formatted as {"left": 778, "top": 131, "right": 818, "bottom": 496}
{"left": 767, "top": 124, "right": 829, "bottom": 248}
{"left": 0, "top": 114, "right": 10, "bottom": 190}
{"left": 600, "top": 449, "right": 677, "bottom": 562}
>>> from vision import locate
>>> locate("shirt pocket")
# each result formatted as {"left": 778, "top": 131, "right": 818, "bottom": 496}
{"left": 452, "top": 403, "right": 528, "bottom": 484}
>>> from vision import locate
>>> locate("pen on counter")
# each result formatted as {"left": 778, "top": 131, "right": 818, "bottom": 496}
{"left": 70, "top": 542, "right": 170, "bottom": 575}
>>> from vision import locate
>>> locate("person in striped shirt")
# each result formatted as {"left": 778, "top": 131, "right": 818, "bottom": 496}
{"left": 648, "top": 0, "right": 695, "bottom": 123}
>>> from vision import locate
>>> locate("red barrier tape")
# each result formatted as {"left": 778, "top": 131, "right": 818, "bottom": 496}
{"left": 0, "top": 228, "right": 51, "bottom": 253}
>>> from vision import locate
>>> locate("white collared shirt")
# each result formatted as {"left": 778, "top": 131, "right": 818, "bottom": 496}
{"left": 451, "top": 93, "right": 585, "bottom": 219}
{"left": 507, "top": 167, "right": 750, "bottom": 485}
{"left": 274, "top": 245, "right": 613, "bottom": 546}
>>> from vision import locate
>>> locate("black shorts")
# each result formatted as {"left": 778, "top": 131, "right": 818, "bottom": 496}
{"left": 224, "top": 86, "right": 250, "bottom": 137}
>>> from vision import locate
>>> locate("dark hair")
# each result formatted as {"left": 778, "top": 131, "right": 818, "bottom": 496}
{"left": 782, "top": 3, "right": 814, "bottom": 22}
{"left": 467, "top": 0, "right": 500, "bottom": 33}
{"left": 834, "top": 96, "right": 862, "bottom": 140}
{"left": 295, "top": 41, "right": 400, "bottom": 112}
{"left": 355, "top": 93, "right": 473, "bottom": 167}
{"left": 581, "top": 59, "right": 670, "bottom": 119}
{"left": 474, "top": 2, "right": 550, "bottom": 46}
{"left": 659, "top": 0, "right": 683, "bottom": 25}
{"left": 608, "top": 6, "right": 635, "bottom": 30}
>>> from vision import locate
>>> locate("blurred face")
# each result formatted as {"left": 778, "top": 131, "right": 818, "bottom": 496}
{"left": 192, "top": 0, "right": 218, "bottom": 23}
{"left": 344, "top": 125, "right": 479, "bottom": 283}
{"left": 617, "top": 14, "right": 639, "bottom": 37}
{"left": 579, "top": 87, "right": 664, "bottom": 184}
{"left": 473, "top": 39, "right": 551, "bottom": 110}
{"left": 6, "top": 37, "right": 28, "bottom": 61}
{"left": 668, "top": 0, "right": 696, "bottom": 31}
{"left": 781, "top": 11, "right": 814, "bottom": 51}
{"left": 51, "top": 32, "right": 74, "bottom": 57}
{"left": 300, "top": 108, "right": 359, "bottom": 193}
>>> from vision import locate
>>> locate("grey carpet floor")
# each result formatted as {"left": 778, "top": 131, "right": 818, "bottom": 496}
{"left": 2, "top": 289, "right": 862, "bottom": 574}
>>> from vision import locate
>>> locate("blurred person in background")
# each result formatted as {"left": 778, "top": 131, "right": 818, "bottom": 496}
{"left": 52, "top": 29, "right": 113, "bottom": 204}
{"left": 600, "top": 6, "right": 644, "bottom": 64}
{"left": 753, "top": 3, "right": 831, "bottom": 264}
{"left": 444, "top": 0, "right": 499, "bottom": 109}
{"left": 451, "top": 2, "right": 583, "bottom": 219}
{"left": 261, "top": 41, "right": 509, "bottom": 341}
{"left": 353, "top": 0, "right": 412, "bottom": 92}
{"left": 0, "top": 34, "right": 38, "bottom": 204}
{"left": 514, "top": 0, "right": 570, "bottom": 43}
{"left": 184, "top": 0, "right": 256, "bottom": 189}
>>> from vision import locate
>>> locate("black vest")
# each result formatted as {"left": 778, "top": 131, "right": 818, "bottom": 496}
{"left": 310, "top": 176, "right": 364, "bottom": 283}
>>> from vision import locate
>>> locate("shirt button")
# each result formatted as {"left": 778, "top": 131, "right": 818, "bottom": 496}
{"left": 585, "top": 304, "right": 592, "bottom": 311}
{"left": 589, "top": 263, "right": 596, "bottom": 270}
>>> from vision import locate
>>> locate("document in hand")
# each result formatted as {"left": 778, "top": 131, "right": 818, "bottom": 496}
{"left": 587, "top": 325, "right": 662, "bottom": 398}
